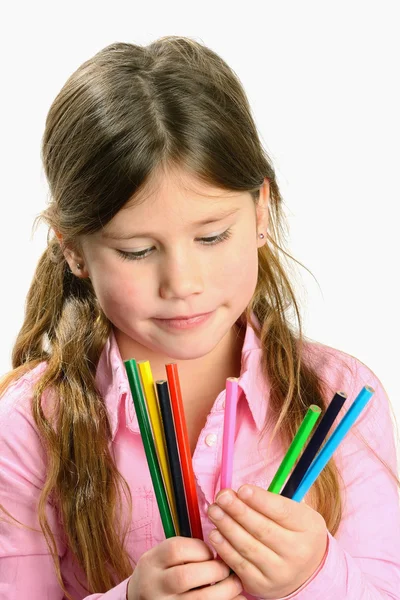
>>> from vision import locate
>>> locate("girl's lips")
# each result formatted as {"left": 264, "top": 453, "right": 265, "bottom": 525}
{"left": 154, "top": 311, "right": 214, "bottom": 330}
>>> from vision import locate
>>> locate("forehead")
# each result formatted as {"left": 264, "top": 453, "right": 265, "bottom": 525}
{"left": 100, "top": 168, "right": 248, "bottom": 238}
{"left": 125, "top": 167, "right": 244, "bottom": 210}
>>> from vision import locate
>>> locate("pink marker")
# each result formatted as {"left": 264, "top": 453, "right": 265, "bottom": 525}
{"left": 220, "top": 377, "right": 239, "bottom": 490}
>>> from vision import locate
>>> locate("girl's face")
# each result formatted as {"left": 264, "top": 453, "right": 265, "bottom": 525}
{"left": 77, "top": 168, "right": 269, "bottom": 361}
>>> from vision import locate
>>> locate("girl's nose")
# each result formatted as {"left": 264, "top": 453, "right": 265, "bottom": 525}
{"left": 159, "top": 251, "right": 204, "bottom": 300}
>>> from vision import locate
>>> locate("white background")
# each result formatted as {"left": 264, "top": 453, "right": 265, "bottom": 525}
{"left": 1, "top": 2, "right": 399, "bottom": 458}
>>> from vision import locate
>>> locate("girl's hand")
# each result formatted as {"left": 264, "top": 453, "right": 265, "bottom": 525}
{"left": 127, "top": 536, "right": 245, "bottom": 600}
{"left": 207, "top": 485, "right": 328, "bottom": 599}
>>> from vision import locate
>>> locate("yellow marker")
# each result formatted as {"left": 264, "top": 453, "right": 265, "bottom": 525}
{"left": 138, "top": 360, "right": 180, "bottom": 534}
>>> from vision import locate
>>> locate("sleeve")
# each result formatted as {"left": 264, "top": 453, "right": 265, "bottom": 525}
{"left": 271, "top": 361, "right": 400, "bottom": 600}
{"left": 0, "top": 377, "right": 132, "bottom": 600}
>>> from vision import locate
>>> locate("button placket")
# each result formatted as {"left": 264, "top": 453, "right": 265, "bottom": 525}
{"left": 192, "top": 411, "right": 223, "bottom": 506}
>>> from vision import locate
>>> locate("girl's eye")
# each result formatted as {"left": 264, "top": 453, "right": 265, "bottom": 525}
{"left": 116, "top": 228, "right": 233, "bottom": 262}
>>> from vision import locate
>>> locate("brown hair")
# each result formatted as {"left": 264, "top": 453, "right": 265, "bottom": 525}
{"left": 1, "top": 36, "right": 399, "bottom": 598}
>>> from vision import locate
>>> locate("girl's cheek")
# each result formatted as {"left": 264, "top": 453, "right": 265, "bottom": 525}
{"left": 222, "top": 243, "right": 258, "bottom": 283}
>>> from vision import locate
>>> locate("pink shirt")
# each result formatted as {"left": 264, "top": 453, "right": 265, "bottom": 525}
{"left": 1, "top": 317, "right": 400, "bottom": 599}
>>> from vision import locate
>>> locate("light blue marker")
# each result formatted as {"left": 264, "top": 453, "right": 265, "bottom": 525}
{"left": 292, "top": 385, "right": 375, "bottom": 502}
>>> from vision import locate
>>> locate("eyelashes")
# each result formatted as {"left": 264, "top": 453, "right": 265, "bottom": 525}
{"left": 116, "top": 228, "right": 233, "bottom": 262}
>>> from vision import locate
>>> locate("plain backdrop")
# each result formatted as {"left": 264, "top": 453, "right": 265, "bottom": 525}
{"left": 1, "top": 2, "right": 399, "bottom": 460}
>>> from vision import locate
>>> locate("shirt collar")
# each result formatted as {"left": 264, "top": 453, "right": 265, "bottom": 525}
{"left": 95, "top": 311, "right": 270, "bottom": 439}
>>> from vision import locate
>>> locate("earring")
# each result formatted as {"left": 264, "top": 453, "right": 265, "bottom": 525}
{"left": 76, "top": 263, "right": 82, "bottom": 270}
{"left": 258, "top": 233, "right": 265, "bottom": 239}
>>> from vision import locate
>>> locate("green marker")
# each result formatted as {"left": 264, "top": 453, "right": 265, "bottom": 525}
{"left": 268, "top": 405, "right": 322, "bottom": 494}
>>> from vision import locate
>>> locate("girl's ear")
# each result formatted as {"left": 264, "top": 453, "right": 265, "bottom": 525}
{"left": 54, "top": 230, "right": 90, "bottom": 279}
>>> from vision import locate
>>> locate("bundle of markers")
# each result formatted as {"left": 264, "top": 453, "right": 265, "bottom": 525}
{"left": 124, "top": 357, "right": 374, "bottom": 540}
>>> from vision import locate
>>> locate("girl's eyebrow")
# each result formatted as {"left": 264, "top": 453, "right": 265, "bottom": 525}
{"left": 102, "top": 206, "right": 241, "bottom": 240}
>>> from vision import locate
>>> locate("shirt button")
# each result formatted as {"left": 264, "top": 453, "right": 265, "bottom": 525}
{"left": 205, "top": 433, "right": 217, "bottom": 447}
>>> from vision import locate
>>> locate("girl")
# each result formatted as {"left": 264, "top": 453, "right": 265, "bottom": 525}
{"left": 0, "top": 36, "right": 399, "bottom": 600}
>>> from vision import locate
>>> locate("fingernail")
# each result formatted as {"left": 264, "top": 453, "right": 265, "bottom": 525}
{"left": 238, "top": 485, "right": 253, "bottom": 499}
{"left": 216, "top": 491, "right": 233, "bottom": 507}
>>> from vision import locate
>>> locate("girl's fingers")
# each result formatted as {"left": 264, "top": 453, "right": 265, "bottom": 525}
{"left": 164, "top": 559, "right": 230, "bottom": 594}
{"left": 208, "top": 525, "right": 267, "bottom": 582}
{"left": 236, "top": 485, "right": 306, "bottom": 531}
{"left": 211, "top": 490, "right": 292, "bottom": 555}
{"left": 153, "top": 536, "right": 213, "bottom": 568}
{"left": 185, "top": 572, "right": 243, "bottom": 600}
{"left": 208, "top": 503, "right": 280, "bottom": 574}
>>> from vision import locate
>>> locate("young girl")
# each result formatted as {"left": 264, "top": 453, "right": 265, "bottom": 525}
{"left": 0, "top": 36, "right": 399, "bottom": 600}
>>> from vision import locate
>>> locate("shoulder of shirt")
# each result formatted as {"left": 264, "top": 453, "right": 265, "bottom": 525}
{"left": 298, "top": 337, "right": 392, "bottom": 430}
{"left": 0, "top": 360, "right": 49, "bottom": 424}
{"left": 246, "top": 321, "right": 385, "bottom": 392}
{"left": 240, "top": 323, "right": 392, "bottom": 437}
